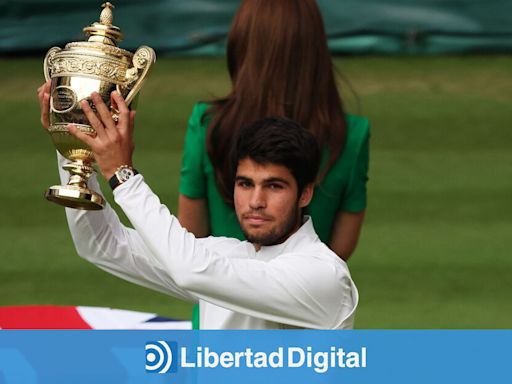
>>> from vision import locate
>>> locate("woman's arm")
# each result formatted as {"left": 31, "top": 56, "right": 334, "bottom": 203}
{"left": 178, "top": 194, "right": 210, "bottom": 237}
{"left": 332, "top": 116, "right": 370, "bottom": 261}
{"left": 329, "top": 210, "right": 365, "bottom": 261}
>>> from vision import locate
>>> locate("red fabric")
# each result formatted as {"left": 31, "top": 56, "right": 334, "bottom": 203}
{"left": 0, "top": 305, "right": 92, "bottom": 329}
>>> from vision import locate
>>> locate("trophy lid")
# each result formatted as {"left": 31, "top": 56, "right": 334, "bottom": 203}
{"left": 83, "top": 2, "right": 123, "bottom": 46}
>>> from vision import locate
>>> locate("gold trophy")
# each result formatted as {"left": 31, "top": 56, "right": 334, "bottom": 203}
{"left": 43, "top": 2, "right": 155, "bottom": 210}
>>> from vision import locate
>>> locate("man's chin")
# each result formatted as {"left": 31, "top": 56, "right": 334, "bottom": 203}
{"left": 239, "top": 210, "right": 301, "bottom": 247}
{"left": 243, "top": 228, "right": 267, "bottom": 242}
{"left": 242, "top": 228, "right": 266, "bottom": 242}
{"left": 242, "top": 228, "right": 285, "bottom": 247}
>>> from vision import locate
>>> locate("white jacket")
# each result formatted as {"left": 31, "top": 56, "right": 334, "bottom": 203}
{"left": 58, "top": 155, "right": 358, "bottom": 329}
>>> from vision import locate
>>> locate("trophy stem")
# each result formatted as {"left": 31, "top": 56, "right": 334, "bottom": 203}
{"left": 45, "top": 160, "right": 105, "bottom": 210}
{"left": 64, "top": 160, "right": 94, "bottom": 189}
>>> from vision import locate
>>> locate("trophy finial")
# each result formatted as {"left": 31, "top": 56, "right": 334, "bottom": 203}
{"left": 100, "top": 3, "right": 114, "bottom": 25}
{"left": 83, "top": 2, "right": 123, "bottom": 45}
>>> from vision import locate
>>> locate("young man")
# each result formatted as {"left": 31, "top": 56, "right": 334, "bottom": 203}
{"left": 56, "top": 91, "right": 358, "bottom": 329}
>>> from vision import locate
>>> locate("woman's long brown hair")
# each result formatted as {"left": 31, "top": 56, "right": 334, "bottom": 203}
{"left": 206, "top": 0, "right": 346, "bottom": 202}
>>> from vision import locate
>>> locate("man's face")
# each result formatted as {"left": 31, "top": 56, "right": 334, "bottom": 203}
{"left": 234, "top": 158, "right": 313, "bottom": 249}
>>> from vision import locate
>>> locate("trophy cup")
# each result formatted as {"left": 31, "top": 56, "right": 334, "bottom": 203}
{"left": 43, "top": 2, "right": 155, "bottom": 210}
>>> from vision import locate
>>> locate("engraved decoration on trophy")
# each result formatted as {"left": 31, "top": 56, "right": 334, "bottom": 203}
{"left": 43, "top": 2, "right": 156, "bottom": 210}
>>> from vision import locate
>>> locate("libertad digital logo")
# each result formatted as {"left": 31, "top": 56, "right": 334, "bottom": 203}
{"left": 145, "top": 342, "right": 367, "bottom": 375}
{"left": 145, "top": 341, "right": 178, "bottom": 374}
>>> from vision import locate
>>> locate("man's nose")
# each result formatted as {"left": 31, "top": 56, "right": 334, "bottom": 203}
{"left": 249, "top": 187, "right": 266, "bottom": 209}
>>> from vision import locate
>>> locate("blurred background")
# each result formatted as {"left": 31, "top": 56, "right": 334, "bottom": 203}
{"left": 0, "top": 0, "right": 511, "bottom": 328}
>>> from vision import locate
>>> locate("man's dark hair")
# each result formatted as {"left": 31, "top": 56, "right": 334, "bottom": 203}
{"left": 230, "top": 116, "right": 321, "bottom": 199}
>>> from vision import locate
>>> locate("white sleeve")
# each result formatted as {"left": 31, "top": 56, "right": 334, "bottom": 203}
{"left": 56, "top": 153, "right": 197, "bottom": 302}
{"left": 114, "top": 176, "right": 351, "bottom": 329}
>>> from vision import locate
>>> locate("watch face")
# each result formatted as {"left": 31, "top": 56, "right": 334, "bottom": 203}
{"left": 118, "top": 167, "right": 135, "bottom": 182}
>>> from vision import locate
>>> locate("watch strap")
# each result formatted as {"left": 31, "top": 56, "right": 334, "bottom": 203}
{"left": 109, "top": 165, "right": 138, "bottom": 190}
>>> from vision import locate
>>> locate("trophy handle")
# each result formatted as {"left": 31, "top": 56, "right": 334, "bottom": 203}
{"left": 43, "top": 47, "right": 62, "bottom": 81}
{"left": 123, "top": 46, "right": 156, "bottom": 106}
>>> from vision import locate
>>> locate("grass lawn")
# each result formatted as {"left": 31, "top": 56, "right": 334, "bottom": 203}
{"left": 0, "top": 55, "right": 511, "bottom": 327}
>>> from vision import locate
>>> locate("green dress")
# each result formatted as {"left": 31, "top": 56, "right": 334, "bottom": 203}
{"left": 179, "top": 102, "right": 370, "bottom": 328}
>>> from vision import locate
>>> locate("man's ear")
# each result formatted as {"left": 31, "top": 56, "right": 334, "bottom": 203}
{"left": 298, "top": 183, "right": 314, "bottom": 208}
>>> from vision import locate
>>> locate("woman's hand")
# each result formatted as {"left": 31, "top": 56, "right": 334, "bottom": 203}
{"left": 37, "top": 80, "right": 51, "bottom": 130}
{"left": 68, "top": 91, "right": 136, "bottom": 180}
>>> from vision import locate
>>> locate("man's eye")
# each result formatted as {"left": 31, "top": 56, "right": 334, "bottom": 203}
{"left": 268, "top": 183, "right": 283, "bottom": 190}
{"left": 237, "top": 181, "right": 252, "bottom": 188}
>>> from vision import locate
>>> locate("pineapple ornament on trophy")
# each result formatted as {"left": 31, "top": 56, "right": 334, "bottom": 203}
{"left": 43, "top": 2, "right": 156, "bottom": 210}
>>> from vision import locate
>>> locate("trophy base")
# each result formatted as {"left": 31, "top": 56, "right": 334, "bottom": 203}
{"left": 45, "top": 185, "right": 105, "bottom": 210}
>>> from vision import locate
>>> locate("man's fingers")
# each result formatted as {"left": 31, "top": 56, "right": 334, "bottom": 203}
{"left": 37, "top": 84, "right": 46, "bottom": 107}
{"left": 81, "top": 99, "right": 107, "bottom": 139}
{"left": 40, "top": 92, "right": 50, "bottom": 129}
{"left": 112, "top": 91, "right": 131, "bottom": 135}
{"left": 111, "top": 91, "right": 129, "bottom": 114}
{"left": 68, "top": 124, "right": 95, "bottom": 147}
{"left": 91, "top": 92, "right": 117, "bottom": 132}
{"left": 38, "top": 81, "right": 51, "bottom": 129}
{"left": 37, "top": 80, "right": 51, "bottom": 95}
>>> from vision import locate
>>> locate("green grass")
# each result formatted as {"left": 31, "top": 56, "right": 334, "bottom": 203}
{"left": 0, "top": 55, "right": 511, "bottom": 327}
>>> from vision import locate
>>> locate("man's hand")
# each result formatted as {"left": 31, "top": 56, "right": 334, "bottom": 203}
{"left": 68, "top": 91, "right": 136, "bottom": 180}
{"left": 37, "top": 80, "right": 51, "bottom": 130}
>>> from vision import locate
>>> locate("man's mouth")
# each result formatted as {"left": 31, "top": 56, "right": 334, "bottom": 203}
{"left": 243, "top": 214, "right": 272, "bottom": 225}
